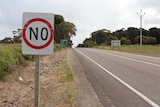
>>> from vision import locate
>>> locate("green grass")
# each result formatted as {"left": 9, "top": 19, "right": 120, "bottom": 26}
{"left": 0, "top": 44, "right": 30, "bottom": 81}
{"left": 0, "top": 43, "right": 65, "bottom": 81}
{"left": 94, "top": 45, "right": 160, "bottom": 57}
{"left": 54, "top": 44, "right": 65, "bottom": 51}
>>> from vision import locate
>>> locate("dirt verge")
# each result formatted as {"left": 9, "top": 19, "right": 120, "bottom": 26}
{"left": 0, "top": 49, "right": 77, "bottom": 107}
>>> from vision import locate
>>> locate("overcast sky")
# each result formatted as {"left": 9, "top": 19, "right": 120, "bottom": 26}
{"left": 0, "top": 0, "right": 160, "bottom": 47}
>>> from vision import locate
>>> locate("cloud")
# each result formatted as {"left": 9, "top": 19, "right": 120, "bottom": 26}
{"left": 0, "top": 0, "right": 160, "bottom": 46}
{"left": 0, "top": 11, "right": 5, "bottom": 20}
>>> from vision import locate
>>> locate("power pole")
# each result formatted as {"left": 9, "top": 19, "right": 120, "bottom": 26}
{"left": 137, "top": 9, "right": 145, "bottom": 51}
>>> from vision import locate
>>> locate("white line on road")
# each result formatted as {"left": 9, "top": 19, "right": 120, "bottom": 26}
{"left": 100, "top": 51, "right": 160, "bottom": 68}
{"left": 75, "top": 49, "right": 160, "bottom": 107}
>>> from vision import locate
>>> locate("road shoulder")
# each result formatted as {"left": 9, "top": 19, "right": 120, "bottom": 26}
{"left": 67, "top": 48, "right": 103, "bottom": 107}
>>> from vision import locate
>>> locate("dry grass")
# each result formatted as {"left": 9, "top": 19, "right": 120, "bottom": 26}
{"left": 53, "top": 52, "right": 77, "bottom": 107}
{"left": 0, "top": 47, "right": 78, "bottom": 107}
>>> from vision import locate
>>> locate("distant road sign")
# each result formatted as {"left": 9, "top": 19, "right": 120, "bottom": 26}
{"left": 60, "top": 39, "right": 68, "bottom": 46}
{"left": 22, "top": 12, "right": 54, "bottom": 55}
{"left": 111, "top": 40, "right": 121, "bottom": 47}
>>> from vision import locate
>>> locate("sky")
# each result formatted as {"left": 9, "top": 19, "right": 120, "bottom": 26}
{"left": 0, "top": 0, "right": 160, "bottom": 47}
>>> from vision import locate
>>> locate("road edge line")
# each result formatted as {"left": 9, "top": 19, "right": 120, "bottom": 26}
{"left": 75, "top": 49, "right": 160, "bottom": 107}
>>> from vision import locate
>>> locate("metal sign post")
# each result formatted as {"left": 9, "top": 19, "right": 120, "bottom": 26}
{"left": 35, "top": 55, "right": 40, "bottom": 107}
{"left": 22, "top": 12, "right": 54, "bottom": 107}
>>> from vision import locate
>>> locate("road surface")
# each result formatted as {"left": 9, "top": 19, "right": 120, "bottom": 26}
{"left": 74, "top": 48, "right": 160, "bottom": 107}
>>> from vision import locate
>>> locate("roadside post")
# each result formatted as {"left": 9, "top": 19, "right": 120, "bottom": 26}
{"left": 22, "top": 12, "right": 54, "bottom": 107}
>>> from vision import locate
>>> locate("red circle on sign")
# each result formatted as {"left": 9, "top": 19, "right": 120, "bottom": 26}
{"left": 22, "top": 18, "right": 54, "bottom": 49}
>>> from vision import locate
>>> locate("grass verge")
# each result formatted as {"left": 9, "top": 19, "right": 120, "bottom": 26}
{"left": 53, "top": 52, "right": 77, "bottom": 107}
{"left": 0, "top": 43, "right": 64, "bottom": 81}
{"left": 94, "top": 45, "right": 160, "bottom": 57}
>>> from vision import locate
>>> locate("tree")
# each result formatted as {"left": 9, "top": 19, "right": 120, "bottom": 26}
{"left": 149, "top": 27, "right": 160, "bottom": 44}
{"left": 120, "top": 37, "right": 131, "bottom": 45}
{"left": 91, "top": 29, "right": 112, "bottom": 45}
{"left": 113, "top": 28, "right": 127, "bottom": 39}
{"left": 12, "top": 28, "right": 22, "bottom": 43}
{"left": 127, "top": 27, "right": 139, "bottom": 44}
{"left": 134, "top": 36, "right": 156, "bottom": 44}
{"left": 142, "top": 28, "right": 149, "bottom": 36}
{"left": 77, "top": 43, "right": 85, "bottom": 47}
{"left": 104, "top": 35, "right": 118, "bottom": 45}
{"left": 2, "top": 37, "right": 13, "bottom": 43}
{"left": 55, "top": 15, "right": 64, "bottom": 25}
{"left": 82, "top": 38, "right": 96, "bottom": 47}
{"left": 54, "top": 15, "right": 76, "bottom": 47}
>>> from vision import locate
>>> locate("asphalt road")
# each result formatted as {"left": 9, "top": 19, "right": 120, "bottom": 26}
{"left": 74, "top": 48, "right": 160, "bottom": 107}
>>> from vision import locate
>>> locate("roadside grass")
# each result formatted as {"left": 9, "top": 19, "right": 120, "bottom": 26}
{"left": 94, "top": 45, "right": 111, "bottom": 50}
{"left": 0, "top": 44, "right": 29, "bottom": 81}
{"left": 94, "top": 45, "right": 160, "bottom": 57}
{"left": 53, "top": 52, "right": 77, "bottom": 107}
{"left": 0, "top": 44, "right": 77, "bottom": 106}
{"left": 0, "top": 43, "right": 64, "bottom": 81}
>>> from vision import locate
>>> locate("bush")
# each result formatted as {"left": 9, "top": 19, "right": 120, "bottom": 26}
{"left": 0, "top": 71, "right": 7, "bottom": 81}
{"left": 0, "top": 43, "right": 60, "bottom": 81}
{"left": 54, "top": 44, "right": 64, "bottom": 51}
{"left": 77, "top": 44, "right": 85, "bottom": 47}
{"left": 14, "top": 47, "right": 32, "bottom": 60}
{"left": 0, "top": 48, "right": 15, "bottom": 80}
{"left": 0, "top": 44, "right": 30, "bottom": 81}
{"left": 121, "top": 37, "right": 131, "bottom": 45}
{"left": 134, "top": 36, "right": 157, "bottom": 44}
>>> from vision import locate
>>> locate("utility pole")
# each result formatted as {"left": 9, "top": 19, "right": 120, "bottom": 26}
{"left": 137, "top": 9, "right": 145, "bottom": 51}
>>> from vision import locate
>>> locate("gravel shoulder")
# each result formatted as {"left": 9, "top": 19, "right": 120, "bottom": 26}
{"left": 67, "top": 48, "right": 103, "bottom": 107}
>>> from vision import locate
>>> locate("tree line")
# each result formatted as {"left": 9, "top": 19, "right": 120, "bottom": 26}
{"left": 77, "top": 27, "right": 160, "bottom": 47}
{"left": 0, "top": 15, "right": 76, "bottom": 47}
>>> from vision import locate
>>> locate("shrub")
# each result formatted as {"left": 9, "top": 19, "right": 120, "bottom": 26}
{"left": 54, "top": 44, "right": 64, "bottom": 51}
{"left": 0, "top": 48, "right": 15, "bottom": 80}
{"left": 0, "top": 43, "right": 59, "bottom": 81}
{"left": 77, "top": 44, "right": 85, "bottom": 47}
{"left": 121, "top": 37, "right": 131, "bottom": 45}
{"left": 0, "top": 44, "right": 30, "bottom": 81}
{"left": 134, "top": 36, "right": 157, "bottom": 44}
